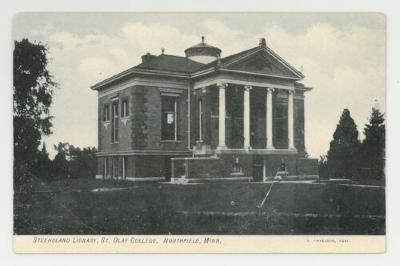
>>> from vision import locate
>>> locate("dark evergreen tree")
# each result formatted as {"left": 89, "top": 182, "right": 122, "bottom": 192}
{"left": 318, "top": 155, "right": 329, "bottom": 179}
{"left": 327, "top": 109, "right": 360, "bottom": 179}
{"left": 13, "top": 39, "right": 56, "bottom": 188}
{"left": 69, "top": 146, "right": 97, "bottom": 179}
{"left": 32, "top": 142, "right": 53, "bottom": 180}
{"left": 52, "top": 142, "right": 70, "bottom": 179}
{"left": 359, "top": 107, "right": 385, "bottom": 184}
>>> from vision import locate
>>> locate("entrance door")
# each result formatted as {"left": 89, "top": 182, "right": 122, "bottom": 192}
{"left": 227, "top": 86, "right": 244, "bottom": 148}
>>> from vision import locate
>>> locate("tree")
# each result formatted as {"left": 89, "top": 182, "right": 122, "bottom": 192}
{"left": 32, "top": 142, "right": 53, "bottom": 180}
{"left": 318, "top": 155, "right": 329, "bottom": 179}
{"left": 359, "top": 107, "right": 385, "bottom": 184}
{"left": 51, "top": 144, "right": 97, "bottom": 179}
{"left": 52, "top": 142, "right": 70, "bottom": 179}
{"left": 69, "top": 146, "right": 97, "bottom": 179}
{"left": 327, "top": 109, "right": 360, "bottom": 179}
{"left": 14, "top": 39, "right": 56, "bottom": 185}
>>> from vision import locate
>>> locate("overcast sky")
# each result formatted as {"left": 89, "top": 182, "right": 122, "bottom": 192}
{"left": 13, "top": 13, "right": 386, "bottom": 158}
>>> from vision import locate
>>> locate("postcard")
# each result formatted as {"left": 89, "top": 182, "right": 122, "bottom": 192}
{"left": 13, "top": 12, "right": 386, "bottom": 253}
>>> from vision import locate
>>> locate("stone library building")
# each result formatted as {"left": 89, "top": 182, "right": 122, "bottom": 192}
{"left": 91, "top": 37, "right": 318, "bottom": 183}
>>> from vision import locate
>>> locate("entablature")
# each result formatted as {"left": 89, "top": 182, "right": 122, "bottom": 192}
{"left": 98, "top": 77, "right": 189, "bottom": 98}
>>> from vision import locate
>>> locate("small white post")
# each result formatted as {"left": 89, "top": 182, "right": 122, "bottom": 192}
{"left": 103, "top": 158, "right": 107, "bottom": 180}
{"left": 122, "top": 157, "right": 125, "bottom": 180}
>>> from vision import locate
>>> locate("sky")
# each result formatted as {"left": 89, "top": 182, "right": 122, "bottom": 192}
{"left": 13, "top": 13, "right": 386, "bottom": 158}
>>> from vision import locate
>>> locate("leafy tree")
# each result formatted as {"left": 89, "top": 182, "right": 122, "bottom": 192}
{"left": 358, "top": 107, "right": 385, "bottom": 184}
{"left": 14, "top": 39, "right": 56, "bottom": 186}
{"left": 327, "top": 109, "right": 360, "bottom": 179}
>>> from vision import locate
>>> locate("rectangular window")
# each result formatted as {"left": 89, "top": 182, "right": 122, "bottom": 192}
{"left": 111, "top": 158, "right": 116, "bottom": 179}
{"left": 103, "top": 105, "right": 110, "bottom": 121}
{"left": 121, "top": 98, "right": 129, "bottom": 117}
{"left": 161, "top": 96, "right": 178, "bottom": 140}
{"left": 122, "top": 156, "right": 127, "bottom": 180}
{"left": 111, "top": 100, "right": 119, "bottom": 143}
{"left": 103, "top": 158, "right": 107, "bottom": 179}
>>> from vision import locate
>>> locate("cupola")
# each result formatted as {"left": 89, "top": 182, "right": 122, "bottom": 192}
{"left": 184, "top": 36, "right": 221, "bottom": 64}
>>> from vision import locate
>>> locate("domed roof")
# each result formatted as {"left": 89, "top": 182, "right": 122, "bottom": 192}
{"left": 184, "top": 36, "right": 221, "bottom": 58}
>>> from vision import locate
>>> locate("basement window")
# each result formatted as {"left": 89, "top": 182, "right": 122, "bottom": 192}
{"left": 231, "top": 157, "right": 243, "bottom": 175}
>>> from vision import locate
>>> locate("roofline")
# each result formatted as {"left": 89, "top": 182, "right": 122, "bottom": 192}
{"left": 92, "top": 45, "right": 305, "bottom": 90}
{"left": 91, "top": 65, "right": 303, "bottom": 91}
{"left": 190, "top": 47, "right": 259, "bottom": 76}
{"left": 217, "top": 47, "right": 262, "bottom": 70}
{"left": 295, "top": 85, "right": 313, "bottom": 92}
{"left": 190, "top": 67, "right": 217, "bottom": 78}
{"left": 190, "top": 45, "right": 304, "bottom": 79}
{"left": 91, "top": 68, "right": 191, "bottom": 90}
{"left": 218, "top": 69, "right": 300, "bottom": 80}
{"left": 220, "top": 46, "right": 304, "bottom": 79}
{"left": 264, "top": 46, "right": 304, "bottom": 79}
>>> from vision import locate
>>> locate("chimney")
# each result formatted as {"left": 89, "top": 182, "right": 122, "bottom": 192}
{"left": 259, "top": 37, "right": 266, "bottom": 47}
{"left": 141, "top": 52, "right": 156, "bottom": 63}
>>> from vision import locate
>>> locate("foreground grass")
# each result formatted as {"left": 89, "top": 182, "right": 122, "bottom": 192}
{"left": 14, "top": 180, "right": 385, "bottom": 235}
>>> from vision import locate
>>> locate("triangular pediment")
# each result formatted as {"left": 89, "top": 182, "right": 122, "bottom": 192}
{"left": 222, "top": 49, "right": 302, "bottom": 79}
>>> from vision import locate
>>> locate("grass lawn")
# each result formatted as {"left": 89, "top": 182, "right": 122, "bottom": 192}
{"left": 14, "top": 179, "right": 385, "bottom": 235}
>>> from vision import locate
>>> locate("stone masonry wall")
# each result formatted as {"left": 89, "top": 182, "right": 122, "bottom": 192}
{"left": 98, "top": 86, "right": 133, "bottom": 153}
{"left": 143, "top": 86, "right": 189, "bottom": 150}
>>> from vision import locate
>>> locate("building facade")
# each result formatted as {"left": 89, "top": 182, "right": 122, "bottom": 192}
{"left": 91, "top": 37, "right": 318, "bottom": 182}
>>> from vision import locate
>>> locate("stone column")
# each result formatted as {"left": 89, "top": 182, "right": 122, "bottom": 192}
{"left": 266, "top": 87, "right": 274, "bottom": 149}
{"left": 198, "top": 96, "right": 203, "bottom": 142}
{"left": 288, "top": 89, "right": 295, "bottom": 149}
{"left": 244, "top": 85, "right": 252, "bottom": 149}
{"left": 122, "top": 157, "right": 125, "bottom": 179}
{"left": 217, "top": 82, "right": 227, "bottom": 149}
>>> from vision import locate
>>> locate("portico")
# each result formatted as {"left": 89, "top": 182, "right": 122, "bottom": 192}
{"left": 193, "top": 79, "right": 297, "bottom": 154}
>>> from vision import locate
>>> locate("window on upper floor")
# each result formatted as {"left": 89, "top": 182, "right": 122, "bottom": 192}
{"left": 111, "top": 100, "right": 119, "bottom": 143}
{"left": 121, "top": 98, "right": 129, "bottom": 118}
{"left": 103, "top": 105, "right": 110, "bottom": 122}
{"left": 161, "top": 96, "right": 179, "bottom": 141}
